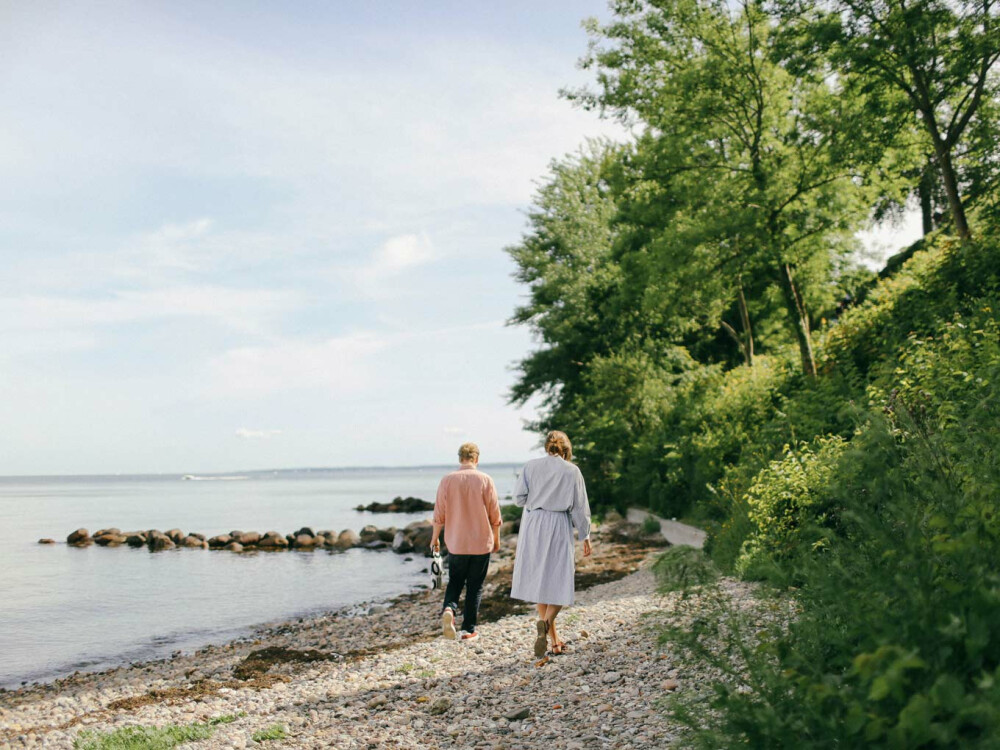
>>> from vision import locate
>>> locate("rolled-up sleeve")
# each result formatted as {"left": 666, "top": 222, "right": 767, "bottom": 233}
{"left": 571, "top": 468, "right": 591, "bottom": 540}
{"left": 433, "top": 478, "right": 447, "bottom": 525}
{"left": 484, "top": 478, "right": 501, "bottom": 527}
{"left": 514, "top": 466, "right": 529, "bottom": 507}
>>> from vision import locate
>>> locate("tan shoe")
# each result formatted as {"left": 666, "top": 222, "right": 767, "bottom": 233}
{"left": 441, "top": 608, "right": 457, "bottom": 640}
{"left": 534, "top": 619, "right": 549, "bottom": 658}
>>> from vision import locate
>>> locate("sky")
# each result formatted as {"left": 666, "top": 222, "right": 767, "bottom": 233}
{"left": 0, "top": 2, "right": 921, "bottom": 477}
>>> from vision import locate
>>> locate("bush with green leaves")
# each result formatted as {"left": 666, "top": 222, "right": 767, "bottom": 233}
{"left": 735, "top": 435, "right": 848, "bottom": 579}
{"left": 671, "top": 288, "right": 1000, "bottom": 748}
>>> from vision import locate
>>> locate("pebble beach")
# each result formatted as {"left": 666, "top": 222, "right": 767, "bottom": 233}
{"left": 0, "top": 525, "right": 780, "bottom": 749}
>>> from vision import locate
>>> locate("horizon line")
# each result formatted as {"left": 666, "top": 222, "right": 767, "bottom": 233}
{"left": 0, "top": 460, "right": 530, "bottom": 481}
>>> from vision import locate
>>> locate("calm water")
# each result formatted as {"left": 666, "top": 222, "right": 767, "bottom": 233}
{"left": 0, "top": 465, "right": 520, "bottom": 689}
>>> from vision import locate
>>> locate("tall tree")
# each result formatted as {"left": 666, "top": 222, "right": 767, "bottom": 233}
{"left": 570, "top": 0, "right": 869, "bottom": 377}
{"left": 506, "top": 141, "right": 634, "bottom": 423}
{"left": 774, "top": 0, "right": 1000, "bottom": 239}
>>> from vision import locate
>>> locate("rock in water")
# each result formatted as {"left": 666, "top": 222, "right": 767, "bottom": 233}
{"left": 67, "top": 528, "right": 90, "bottom": 545}
{"left": 224, "top": 542, "right": 244, "bottom": 552}
{"left": 334, "top": 529, "right": 359, "bottom": 549}
{"left": 37, "top": 538, "right": 55, "bottom": 545}
{"left": 294, "top": 534, "right": 317, "bottom": 548}
{"left": 165, "top": 529, "right": 185, "bottom": 544}
{"left": 237, "top": 531, "right": 261, "bottom": 546}
{"left": 392, "top": 531, "right": 414, "bottom": 553}
{"left": 258, "top": 532, "right": 289, "bottom": 549}
{"left": 405, "top": 520, "right": 434, "bottom": 554}
{"left": 147, "top": 532, "right": 176, "bottom": 551}
{"left": 207, "top": 534, "right": 232, "bottom": 549}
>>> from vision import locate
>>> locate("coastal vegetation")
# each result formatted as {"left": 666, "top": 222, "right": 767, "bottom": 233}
{"left": 509, "top": 0, "right": 1000, "bottom": 745}
{"left": 73, "top": 713, "right": 242, "bottom": 750}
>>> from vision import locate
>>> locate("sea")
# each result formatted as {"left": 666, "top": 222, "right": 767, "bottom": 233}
{"left": 0, "top": 464, "right": 521, "bottom": 690}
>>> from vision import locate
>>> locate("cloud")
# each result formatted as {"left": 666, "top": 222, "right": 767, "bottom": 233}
{"left": 370, "top": 233, "right": 435, "bottom": 276}
{"left": 0, "top": 285, "right": 301, "bottom": 338}
{"left": 235, "top": 428, "right": 283, "bottom": 439}
{"left": 205, "top": 333, "right": 385, "bottom": 398}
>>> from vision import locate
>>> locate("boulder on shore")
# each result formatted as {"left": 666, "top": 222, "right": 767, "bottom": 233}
{"left": 354, "top": 496, "right": 434, "bottom": 513}
{"left": 67, "top": 529, "right": 90, "bottom": 546}
{"left": 359, "top": 525, "right": 379, "bottom": 543}
{"left": 376, "top": 527, "right": 397, "bottom": 543}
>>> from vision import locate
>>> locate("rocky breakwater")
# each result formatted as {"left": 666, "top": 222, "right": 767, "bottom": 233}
{"left": 57, "top": 520, "right": 448, "bottom": 556}
{"left": 354, "top": 496, "right": 434, "bottom": 513}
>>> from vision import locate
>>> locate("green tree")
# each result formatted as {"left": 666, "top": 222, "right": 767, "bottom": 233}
{"left": 506, "top": 140, "right": 633, "bottom": 425}
{"left": 774, "top": 0, "right": 1000, "bottom": 240}
{"left": 571, "top": 0, "right": 870, "bottom": 377}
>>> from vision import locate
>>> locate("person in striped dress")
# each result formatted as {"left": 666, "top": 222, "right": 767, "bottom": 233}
{"left": 510, "top": 431, "right": 592, "bottom": 657}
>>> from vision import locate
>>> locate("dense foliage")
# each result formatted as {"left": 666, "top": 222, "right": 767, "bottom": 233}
{"left": 508, "top": 0, "right": 1000, "bottom": 745}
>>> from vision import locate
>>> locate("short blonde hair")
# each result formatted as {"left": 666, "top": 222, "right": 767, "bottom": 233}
{"left": 458, "top": 442, "right": 480, "bottom": 462}
{"left": 544, "top": 430, "right": 572, "bottom": 461}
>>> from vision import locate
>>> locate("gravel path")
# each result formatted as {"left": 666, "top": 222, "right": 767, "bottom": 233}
{"left": 0, "top": 531, "right": 774, "bottom": 749}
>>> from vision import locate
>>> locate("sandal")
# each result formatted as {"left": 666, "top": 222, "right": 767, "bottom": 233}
{"left": 551, "top": 641, "right": 570, "bottom": 656}
{"left": 534, "top": 619, "right": 549, "bottom": 658}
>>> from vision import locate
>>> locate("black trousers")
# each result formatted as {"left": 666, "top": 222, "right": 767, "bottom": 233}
{"left": 441, "top": 552, "right": 491, "bottom": 634}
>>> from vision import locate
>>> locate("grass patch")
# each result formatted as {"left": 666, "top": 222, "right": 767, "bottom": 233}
{"left": 652, "top": 546, "right": 720, "bottom": 593}
{"left": 395, "top": 663, "right": 415, "bottom": 674}
{"left": 73, "top": 714, "right": 242, "bottom": 750}
{"left": 251, "top": 724, "right": 287, "bottom": 742}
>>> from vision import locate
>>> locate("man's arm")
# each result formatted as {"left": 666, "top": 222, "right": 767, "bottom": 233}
{"left": 486, "top": 478, "right": 501, "bottom": 553}
{"left": 432, "top": 522, "right": 444, "bottom": 553}
{"left": 432, "top": 478, "right": 447, "bottom": 552}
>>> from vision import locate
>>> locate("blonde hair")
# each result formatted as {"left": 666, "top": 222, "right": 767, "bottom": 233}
{"left": 544, "top": 430, "right": 572, "bottom": 461}
{"left": 458, "top": 442, "right": 480, "bottom": 462}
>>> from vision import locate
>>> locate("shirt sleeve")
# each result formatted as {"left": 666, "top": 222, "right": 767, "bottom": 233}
{"left": 484, "top": 477, "right": 501, "bottom": 528}
{"left": 570, "top": 468, "right": 591, "bottom": 540}
{"left": 514, "top": 465, "right": 529, "bottom": 507}
{"left": 433, "top": 478, "right": 447, "bottom": 525}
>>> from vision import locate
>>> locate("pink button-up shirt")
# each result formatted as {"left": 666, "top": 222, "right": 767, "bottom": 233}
{"left": 433, "top": 463, "right": 502, "bottom": 555}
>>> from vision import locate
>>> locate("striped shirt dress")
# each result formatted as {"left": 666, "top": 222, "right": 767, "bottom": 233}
{"left": 509, "top": 454, "right": 592, "bottom": 606}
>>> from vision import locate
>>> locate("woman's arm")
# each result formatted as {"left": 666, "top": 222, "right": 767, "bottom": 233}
{"left": 570, "top": 468, "right": 592, "bottom": 545}
{"left": 513, "top": 465, "right": 529, "bottom": 508}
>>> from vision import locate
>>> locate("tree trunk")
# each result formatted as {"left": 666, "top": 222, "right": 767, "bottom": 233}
{"left": 737, "top": 281, "right": 754, "bottom": 366}
{"left": 919, "top": 162, "right": 934, "bottom": 236}
{"left": 779, "top": 263, "right": 816, "bottom": 377}
{"left": 932, "top": 140, "right": 971, "bottom": 240}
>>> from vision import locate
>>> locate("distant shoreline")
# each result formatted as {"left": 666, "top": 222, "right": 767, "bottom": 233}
{"left": 0, "top": 462, "right": 526, "bottom": 482}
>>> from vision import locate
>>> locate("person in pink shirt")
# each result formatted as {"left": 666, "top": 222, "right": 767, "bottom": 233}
{"left": 431, "top": 442, "right": 502, "bottom": 642}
